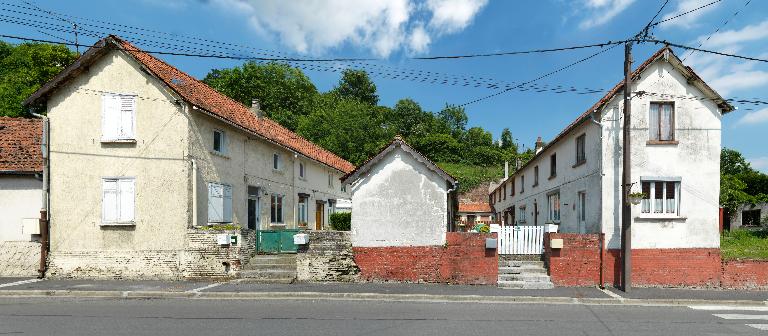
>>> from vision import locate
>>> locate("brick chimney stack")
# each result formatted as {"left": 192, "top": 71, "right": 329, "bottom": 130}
{"left": 250, "top": 99, "right": 264, "bottom": 118}
{"left": 535, "top": 136, "right": 544, "bottom": 154}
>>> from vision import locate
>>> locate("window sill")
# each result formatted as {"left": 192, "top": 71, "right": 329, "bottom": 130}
{"left": 635, "top": 215, "right": 687, "bottom": 221}
{"left": 532, "top": 183, "right": 539, "bottom": 188}
{"left": 101, "top": 139, "right": 136, "bottom": 144}
{"left": 646, "top": 140, "right": 679, "bottom": 146}
{"left": 210, "top": 150, "right": 230, "bottom": 159}
{"left": 548, "top": 175, "right": 556, "bottom": 180}
{"left": 572, "top": 161, "right": 586, "bottom": 168}
{"left": 269, "top": 223, "right": 287, "bottom": 227}
{"left": 100, "top": 222, "right": 136, "bottom": 227}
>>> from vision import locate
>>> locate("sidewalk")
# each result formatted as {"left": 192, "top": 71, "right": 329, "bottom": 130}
{"left": 0, "top": 277, "right": 765, "bottom": 306}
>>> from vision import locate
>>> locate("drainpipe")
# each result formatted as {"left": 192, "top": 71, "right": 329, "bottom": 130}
{"left": 446, "top": 181, "right": 460, "bottom": 231}
{"left": 590, "top": 110, "right": 605, "bottom": 288}
{"left": 191, "top": 159, "right": 197, "bottom": 227}
{"left": 31, "top": 112, "right": 49, "bottom": 278}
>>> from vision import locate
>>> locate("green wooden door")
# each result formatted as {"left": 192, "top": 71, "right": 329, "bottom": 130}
{"left": 258, "top": 229, "right": 301, "bottom": 253}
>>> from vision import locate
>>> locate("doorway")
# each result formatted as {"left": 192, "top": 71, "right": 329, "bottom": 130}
{"left": 315, "top": 202, "right": 325, "bottom": 230}
{"left": 533, "top": 201, "right": 538, "bottom": 226}
{"left": 247, "top": 186, "right": 260, "bottom": 230}
{"left": 577, "top": 191, "right": 586, "bottom": 233}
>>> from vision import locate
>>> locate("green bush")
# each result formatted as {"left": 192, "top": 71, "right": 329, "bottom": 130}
{"left": 721, "top": 228, "right": 768, "bottom": 260}
{"left": 330, "top": 212, "right": 351, "bottom": 231}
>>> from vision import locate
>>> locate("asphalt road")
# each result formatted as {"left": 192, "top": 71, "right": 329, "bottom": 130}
{"left": 0, "top": 298, "right": 765, "bottom": 336}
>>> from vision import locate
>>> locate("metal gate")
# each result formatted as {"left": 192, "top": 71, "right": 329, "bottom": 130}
{"left": 257, "top": 229, "right": 300, "bottom": 253}
{"left": 493, "top": 226, "right": 544, "bottom": 255}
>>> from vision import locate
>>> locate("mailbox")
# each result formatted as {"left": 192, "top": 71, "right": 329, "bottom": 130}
{"left": 550, "top": 238, "right": 564, "bottom": 249}
{"left": 217, "top": 234, "right": 231, "bottom": 245}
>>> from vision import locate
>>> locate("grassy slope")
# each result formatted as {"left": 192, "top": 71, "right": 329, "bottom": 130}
{"left": 721, "top": 229, "right": 768, "bottom": 260}
{"left": 437, "top": 162, "right": 503, "bottom": 194}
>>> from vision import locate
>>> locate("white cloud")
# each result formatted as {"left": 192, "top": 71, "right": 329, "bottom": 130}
{"left": 659, "top": 0, "right": 721, "bottom": 29}
{"left": 578, "top": 0, "right": 636, "bottom": 29}
{"left": 208, "top": 0, "right": 486, "bottom": 57}
{"left": 426, "top": 0, "right": 488, "bottom": 34}
{"left": 703, "top": 20, "right": 768, "bottom": 48}
{"left": 736, "top": 108, "right": 768, "bottom": 126}
{"left": 749, "top": 157, "right": 768, "bottom": 173}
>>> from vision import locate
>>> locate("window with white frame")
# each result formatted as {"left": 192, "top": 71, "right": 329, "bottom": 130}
{"left": 271, "top": 194, "right": 284, "bottom": 223}
{"left": 299, "top": 162, "right": 305, "bottom": 179}
{"left": 297, "top": 197, "right": 307, "bottom": 225}
{"left": 649, "top": 102, "right": 675, "bottom": 142}
{"left": 518, "top": 206, "right": 527, "bottom": 223}
{"left": 640, "top": 179, "right": 680, "bottom": 215}
{"left": 575, "top": 134, "right": 586, "bottom": 165}
{"left": 547, "top": 192, "right": 560, "bottom": 223}
{"left": 207, "top": 182, "right": 232, "bottom": 223}
{"left": 273, "top": 153, "right": 281, "bottom": 170}
{"left": 102, "top": 178, "right": 135, "bottom": 224}
{"left": 213, "top": 129, "right": 226, "bottom": 154}
{"left": 102, "top": 93, "right": 136, "bottom": 141}
{"left": 328, "top": 172, "right": 334, "bottom": 188}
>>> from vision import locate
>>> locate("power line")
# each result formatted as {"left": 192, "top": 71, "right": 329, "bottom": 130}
{"left": 642, "top": 38, "right": 768, "bottom": 63}
{"left": 410, "top": 41, "right": 627, "bottom": 60}
{"left": 648, "top": 0, "right": 723, "bottom": 27}
{"left": 681, "top": 0, "right": 751, "bottom": 61}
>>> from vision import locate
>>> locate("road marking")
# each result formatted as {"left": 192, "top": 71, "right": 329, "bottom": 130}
{"left": 598, "top": 287, "right": 623, "bottom": 300}
{"left": 713, "top": 314, "right": 768, "bottom": 320}
{"left": 0, "top": 278, "right": 42, "bottom": 289}
{"left": 747, "top": 324, "right": 768, "bottom": 330}
{"left": 689, "top": 305, "right": 768, "bottom": 311}
{"left": 188, "top": 282, "right": 224, "bottom": 293}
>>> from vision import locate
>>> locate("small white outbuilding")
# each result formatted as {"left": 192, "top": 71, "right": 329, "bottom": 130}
{"left": 341, "top": 136, "right": 458, "bottom": 247}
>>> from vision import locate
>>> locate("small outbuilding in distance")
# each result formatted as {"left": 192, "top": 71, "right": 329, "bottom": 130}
{"left": 341, "top": 136, "right": 459, "bottom": 247}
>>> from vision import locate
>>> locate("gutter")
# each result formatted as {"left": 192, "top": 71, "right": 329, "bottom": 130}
{"left": 30, "top": 112, "right": 50, "bottom": 279}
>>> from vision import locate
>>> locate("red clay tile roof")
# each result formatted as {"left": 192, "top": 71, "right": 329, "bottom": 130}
{"left": 0, "top": 117, "right": 42, "bottom": 173}
{"left": 458, "top": 202, "right": 492, "bottom": 213}
{"left": 25, "top": 35, "right": 354, "bottom": 174}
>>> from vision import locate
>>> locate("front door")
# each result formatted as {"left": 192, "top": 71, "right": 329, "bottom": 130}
{"left": 533, "top": 201, "right": 538, "bottom": 226}
{"left": 247, "top": 186, "right": 260, "bottom": 230}
{"left": 315, "top": 202, "right": 324, "bottom": 230}
{"left": 577, "top": 191, "right": 586, "bottom": 233}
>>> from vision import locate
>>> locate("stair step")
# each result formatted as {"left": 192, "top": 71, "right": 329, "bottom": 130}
{"left": 497, "top": 280, "right": 554, "bottom": 289}
{"left": 239, "top": 269, "right": 297, "bottom": 280}
{"left": 498, "top": 274, "right": 551, "bottom": 282}
{"left": 498, "top": 260, "right": 544, "bottom": 267}
{"left": 235, "top": 278, "right": 295, "bottom": 284}
{"left": 498, "top": 266, "right": 547, "bottom": 274}
{"left": 242, "top": 263, "right": 296, "bottom": 271}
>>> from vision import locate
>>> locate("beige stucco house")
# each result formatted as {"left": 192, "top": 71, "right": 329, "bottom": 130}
{"left": 23, "top": 35, "right": 354, "bottom": 279}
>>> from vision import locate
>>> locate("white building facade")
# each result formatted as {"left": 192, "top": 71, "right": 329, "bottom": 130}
{"left": 491, "top": 47, "right": 732, "bottom": 250}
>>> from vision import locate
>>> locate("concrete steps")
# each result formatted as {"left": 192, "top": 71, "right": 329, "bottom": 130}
{"left": 498, "top": 259, "right": 554, "bottom": 289}
{"left": 238, "top": 254, "right": 297, "bottom": 284}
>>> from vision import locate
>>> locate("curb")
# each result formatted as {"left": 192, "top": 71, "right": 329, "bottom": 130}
{"left": 0, "top": 289, "right": 766, "bottom": 307}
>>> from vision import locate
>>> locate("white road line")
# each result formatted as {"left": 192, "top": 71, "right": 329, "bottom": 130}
{"left": 747, "top": 324, "right": 768, "bottom": 331}
{"left": 713, "top": 314, "right": 768, "bottom": 320}
{"left": 187, "top": 282, "right": 224, "bottom": 293}
{"left": 689, "top": 305, "right": 768, "bottom": 311}
{"left": 0, "top": 278, "right": 42, "bottom": 289}
{"left": 598, "top": 287, "right": 623, "bottom": 299}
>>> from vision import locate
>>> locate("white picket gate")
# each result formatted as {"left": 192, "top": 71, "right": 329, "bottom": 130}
{"left": 492, "top": 226, "right": 545, "bottom": 255}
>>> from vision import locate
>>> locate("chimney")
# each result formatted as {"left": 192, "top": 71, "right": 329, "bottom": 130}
{"left": 535, "top": 136, "right": 544, "bottom": 154}
{"left": 250, "top": 99, "right": 264, "bottom": 118}
{"left": 515, "top": 157, "right": 521, "bottom": 170}
{"left": 504, "top": 161, "right": 509, "bottom": 180}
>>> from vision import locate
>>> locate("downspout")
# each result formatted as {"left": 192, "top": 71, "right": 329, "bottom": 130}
{"left": 31, "top": 112, "right": 49, "bottom": 279}
{"left": 191, "top": 159, "right": 197, "bottom": 227}
{"left": 590, "top": 109, "right": 605, "bottom": 288}
{"left": 446, "top": 181, "right": 459, "bottom": 232}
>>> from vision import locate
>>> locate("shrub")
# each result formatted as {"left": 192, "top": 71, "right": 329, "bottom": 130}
{"left": 330, "top": 212, "right": 351, "bottom": 231}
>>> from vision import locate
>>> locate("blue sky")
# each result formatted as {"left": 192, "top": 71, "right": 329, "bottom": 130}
{"left": 2, "top": 0, "right": 766, "bottom": 171}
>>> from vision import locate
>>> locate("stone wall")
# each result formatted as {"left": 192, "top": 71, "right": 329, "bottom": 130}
{"left": 297, "top": 231, "right": 359, "bottom": 282}
{"left": 0, "top": 241, "right": 41, "bottom": 277}
{"left": 47, "top": 229, "right": 255, "bottom": 280}
{"left": 353, "top": 233, "right": 497, "bottom": 285}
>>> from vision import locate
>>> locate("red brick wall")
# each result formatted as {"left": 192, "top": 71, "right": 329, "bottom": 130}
{"left": 545, "top": 233, "right": 721, "bottom": 287}
{"left": 352, "top": 233, "right": 497, "bottom": 285}
{"left": 722, "top": 260, "right": 768, "bottom": 289}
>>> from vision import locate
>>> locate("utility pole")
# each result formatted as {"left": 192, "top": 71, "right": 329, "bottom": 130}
{"left": 620, "top": 41, "right": 633, "bottom": 292}
{"left": 72, "top": 23, "right": 80, "bottom": 56}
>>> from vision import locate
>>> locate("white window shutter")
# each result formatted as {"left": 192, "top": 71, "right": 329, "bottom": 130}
{"left": 102, "top": 94, "right": 120, "bottom": 140}
{"left": 102, "top": 180, "right": 118, "bottom": 222}
{"left": 223, "top": 184, "right": 233, "bottom": 222}
{"left": 207, "top": 183, "right": 224, "bottom": 222}
{"left": 118, "top": 179, "right": 135, "bottom": 222}
{"left": 119, "top": 96, "right": 136, "bottom": 139}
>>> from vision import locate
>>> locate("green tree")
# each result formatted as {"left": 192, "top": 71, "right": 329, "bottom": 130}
{"left": 203, "top": 61, "right": 318, "bottom": 130}
{"left": 297, "top": 93, "right": 391, "bottom": 165}
{"left": 410, "top": 133, "right": 461, "bottom": 163}
{"left": 384, "top": 98, "right": 431, "bottom": 138}
{"left": 0, "top": 42, "right": 78, "bottom": 117}
{"left": 500, "top": 128, "right": 515, "bottom": 150}
{"left": 332, "top": 69, "right": 378, "bottom": 106}
{"left": 437, "top": 104, "right": 468, "bottom": 139}
{"left": 721, "top": 148, "right": 753, "bottom": 176}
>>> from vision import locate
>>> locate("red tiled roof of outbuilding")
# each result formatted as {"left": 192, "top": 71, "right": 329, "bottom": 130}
{"left": 0, "top": 117, "right": 42, "bottom": 173}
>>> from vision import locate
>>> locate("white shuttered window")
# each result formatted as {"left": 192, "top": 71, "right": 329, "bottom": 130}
{"left": 102, "top": 178, "right": 135, "bottom": 224}
{"left": 102, "top": 93, "right": 136, "bottom": 141}
{"left": 208, "top": 183, "right": 233, "bottom": 223}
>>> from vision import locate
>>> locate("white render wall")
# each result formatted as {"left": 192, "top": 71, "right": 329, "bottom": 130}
{"left": 492, "top": 121, "right": 603, "bottom": 234}
{"left": 600, "top": 60, "right": 721, "bottom": 249}
{"left": 0, "top": 175, "right": 42, "bottom": 242}
{"left": 350, "top": 147, "right": 449, "bottom": 247}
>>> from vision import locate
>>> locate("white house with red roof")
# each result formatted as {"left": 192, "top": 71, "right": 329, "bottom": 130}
{"left": 23, "top": 35, "right": 354, "bottom": 279}
{"left": 490, "top": 46, "right": 733, "bottom": 261}
{"left": 0, "top": 117, "right": 45, "bottom": 276}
